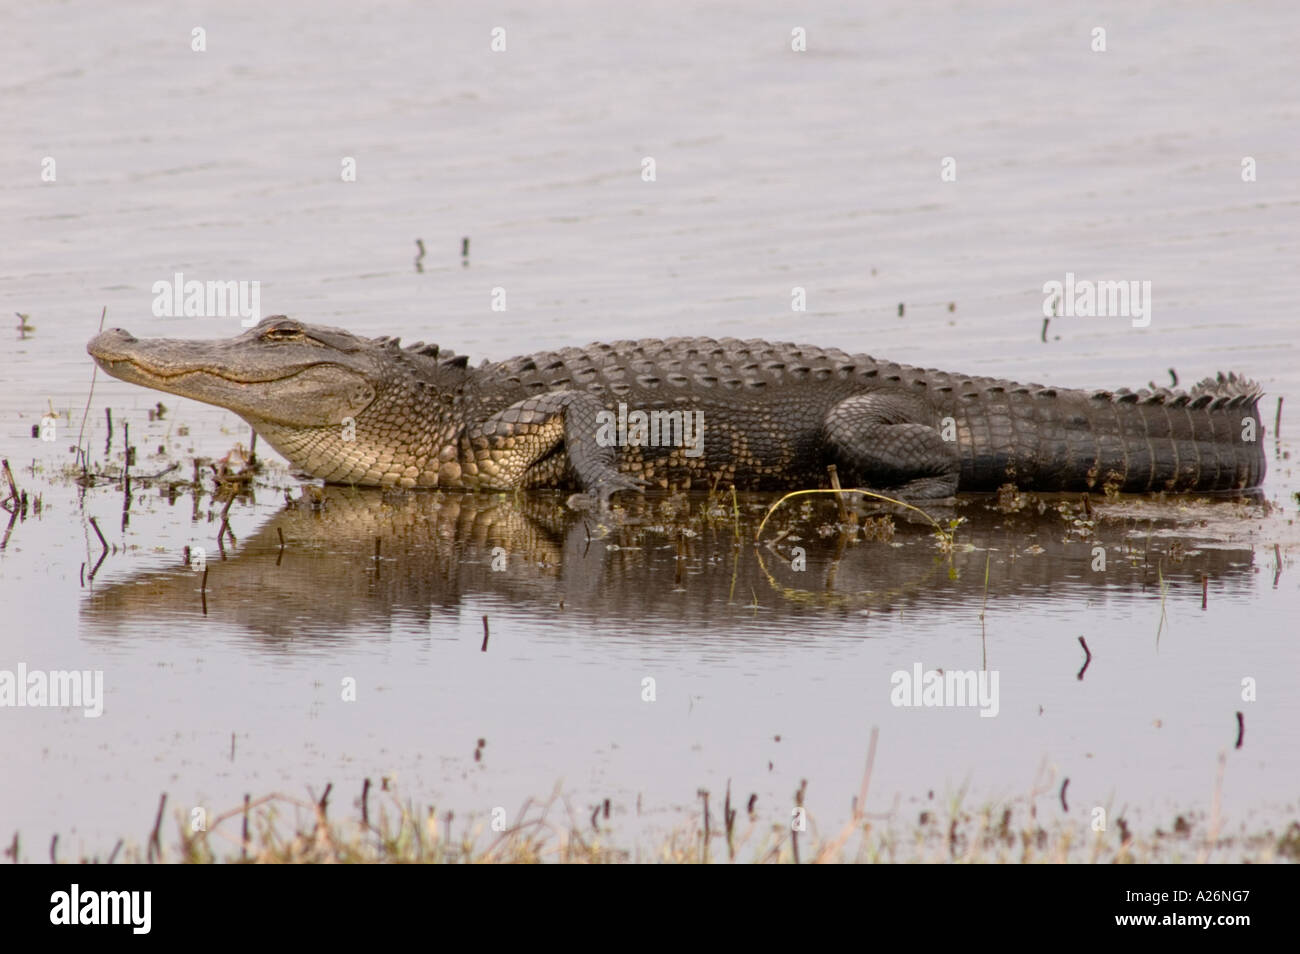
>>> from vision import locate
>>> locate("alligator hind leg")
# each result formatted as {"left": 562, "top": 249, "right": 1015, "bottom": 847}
{"left": 469, "top": 390, "right": 645, "bottom": 504}
{"left": 822, "top": 393, "right": 960, "bottom": 498}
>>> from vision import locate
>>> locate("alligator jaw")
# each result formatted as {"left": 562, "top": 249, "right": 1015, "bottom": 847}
{"left": 87, "top": 327, "right": 376, "bottom": 427}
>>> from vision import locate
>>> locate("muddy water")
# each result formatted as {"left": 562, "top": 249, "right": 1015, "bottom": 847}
{"left": 2, "top": 0, "right": 1299, "bottom": 857}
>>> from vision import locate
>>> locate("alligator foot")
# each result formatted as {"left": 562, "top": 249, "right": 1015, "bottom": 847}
{"left": 880, "top": 475, "right": 959, "bottom": 501}
{"left": 823, "top": 393, "right": 961, "bottom": 498}
{"left": 566, "top": 471, "right": 649, "bottom": 512}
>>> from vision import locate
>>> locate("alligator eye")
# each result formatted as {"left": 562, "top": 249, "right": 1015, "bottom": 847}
{"left": 263, "top": 327, "right": 304, "bottom": 342}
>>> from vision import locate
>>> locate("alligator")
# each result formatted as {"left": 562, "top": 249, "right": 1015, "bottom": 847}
{"left": 87, "top": 316, "right": 1266, "bottom": 501}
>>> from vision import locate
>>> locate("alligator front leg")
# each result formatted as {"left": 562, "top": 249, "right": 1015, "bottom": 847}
{"left": 822, "top": 393, "right": 960, "bottom": 498}
{"left": 467, "top": 391, "right": 646, "bottom": 504}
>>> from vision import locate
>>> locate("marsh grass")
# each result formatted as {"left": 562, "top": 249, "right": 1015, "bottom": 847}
{"left": 32, "top": 781, "right": 1299, "bottom": 865}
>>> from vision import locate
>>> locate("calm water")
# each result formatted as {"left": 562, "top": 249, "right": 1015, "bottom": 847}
{"left": 2, "top": 0, "right": 1298, "bottom": 858}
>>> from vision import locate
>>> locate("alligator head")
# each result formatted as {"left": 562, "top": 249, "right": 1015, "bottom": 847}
{"left": 87, "top": 316, "right": 473, "bottom": 486}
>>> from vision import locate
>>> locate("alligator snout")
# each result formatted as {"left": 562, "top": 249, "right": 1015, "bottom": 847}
{"left": 87, "top": 328, "right": 139, "bottom": 361}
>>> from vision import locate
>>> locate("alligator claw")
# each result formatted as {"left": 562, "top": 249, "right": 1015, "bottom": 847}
{"left": 592, "top": 472, "right": 648, "bottom": 508}
{"left": 565, "top": 492, "right": 600, "bottom": 512}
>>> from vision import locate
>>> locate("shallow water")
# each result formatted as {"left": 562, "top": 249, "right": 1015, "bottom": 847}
{"left": 2, "top": 0, "right": 1299, "bottom": 858}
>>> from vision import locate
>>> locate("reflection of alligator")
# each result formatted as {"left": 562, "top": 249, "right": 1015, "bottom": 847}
{"left": 88, "top": 317, "right": 1266, "bottom": 501}
{"left": 81, "top": 489, "right": 1260, "bottom": 646}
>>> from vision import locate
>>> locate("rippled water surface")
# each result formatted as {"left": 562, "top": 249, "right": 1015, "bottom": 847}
{"left": 1, "top": 0, "right": 1298, "bottom": 857}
